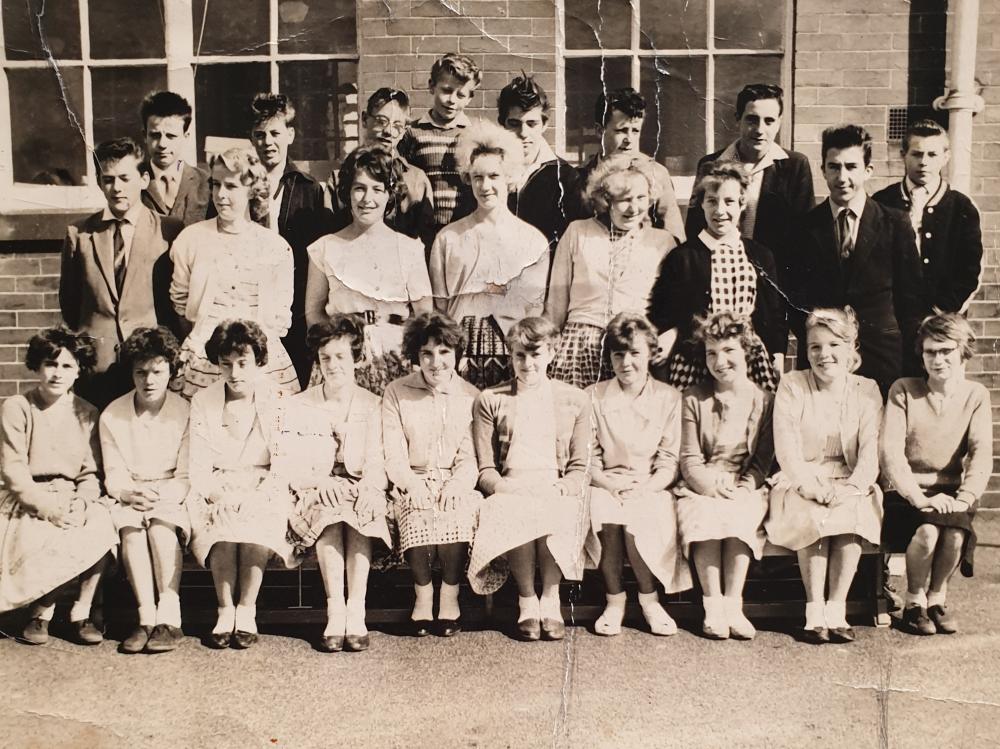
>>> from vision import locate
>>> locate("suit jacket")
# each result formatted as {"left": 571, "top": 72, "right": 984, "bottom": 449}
{"left": 59, "top": 205, "right": 183, "bottom": 372}
{"left": 786, "top": 197, "right": 923, "bottom": 393}
{"left": 872, "top": 181, "right": 983, "bottom": 314}
{"left": 141, "top": 162, "right": 212, "bottom": 227}
{"left": 686, "top": 147, "right": 814, "bottom": 268}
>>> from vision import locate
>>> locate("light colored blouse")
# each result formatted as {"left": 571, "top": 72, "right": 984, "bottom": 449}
{"left": 429, "top": 211, "right": 549, "bottom": 334}
{"left": 880, "top": 377, "right": 992, "bottom": 501}
{"left": 99, "top": 390, "right": 190, "bottom": 503}
{"left": 545, "top": 217, "right": 676, "bottom": 330}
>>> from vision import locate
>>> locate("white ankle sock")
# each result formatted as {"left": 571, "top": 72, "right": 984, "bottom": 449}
{"left": 438, "top": 583, "right": 461, "bottom": 621}
{"left": 69, "top": 599, "right": 92, "bottom": 623}
{"left": 137, "top": 604, "right": 157, "bottom": 628}
{"left": 824, "top": 601, "right": 847, "bottom": 629}
{"left": 31, "top": 601, "right": 56, "bottom": 622}
{"left": 234, "top": 604, "right": 257, "bottom": 634}
{"left": 155, "top": 592, "right": 181, "bottom": 628}
{"left": 539, "top": 592, "right": 563, "bottom": 621}
{"left": 346, "top": 597, "right": 368, "bottom": 636}
{"left": 325, "top": 596, "right": 346, "bottom": 637}
{"left": 804, "top": 601, "right": 825, "bottom": 629}
{"left": 213, "top": 605, "right": 236, "bottom": 635}
{"left": 411, "top": 582, "right": 434, "bottom": 621}
{"left": 905, "top": 590, "right": 928, "bottom": 609}
{"left": 926, "top": 590, "right": 946, "bottom": 609}
{"left": 638, "top": 591, "right": 677, "bottom": 635}
{"left": 517, "top": 595, "right": 540, "bottom": 623}
{"left": 595, "top": 592, "right": 626, "bottom": 635}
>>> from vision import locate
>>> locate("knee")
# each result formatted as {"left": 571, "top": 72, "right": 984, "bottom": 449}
{"left": 939, "top": 528, "right": 966, "bottom": 552}
{"left": 910, "top": 525, "right": 939, "bottom": 554}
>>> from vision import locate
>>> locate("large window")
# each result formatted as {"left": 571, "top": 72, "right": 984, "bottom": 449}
{"left": 560, "top": 0, "right": 790, "bottom": 189}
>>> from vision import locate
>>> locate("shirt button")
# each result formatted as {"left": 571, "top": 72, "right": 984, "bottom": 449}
{"left": 924, "top": 232, "right": 932, "bottom": 238}
{"left": 923, "top": 258, "right": 930, "bottom": 264}
{"left": 927, "top": 207, "right": 934, "bottom": 214}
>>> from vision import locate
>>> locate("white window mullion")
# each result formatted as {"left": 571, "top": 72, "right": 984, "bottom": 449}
{"left": 554, "top": 0, "right": 567, "bottom": 156}
{"left": 705, "top": 0, "right": 716, "bottom": 155}
{"left": 269, "top": 0, "right": 279, "bottom": 92}
{"left": 79, "top": 0, "right": 95, "bottom": 186}
{"left": 629, "top": 0, "right": 640, "bottom": 89}
{"left": 163, "top": 0, "right": 197, "bottom": 164}
{"left": 0, "top": 8, "right": 13, "bottom": 194}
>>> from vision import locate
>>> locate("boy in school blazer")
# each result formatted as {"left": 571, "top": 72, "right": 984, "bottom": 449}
{"left": 139, "top": 91, "right": 212, "bottom": 226}
{"left": 787, "top": 125, "right": 922, "bottom": 397}
{"left": 60, "top": 138, "right": 183, "bottom": 407}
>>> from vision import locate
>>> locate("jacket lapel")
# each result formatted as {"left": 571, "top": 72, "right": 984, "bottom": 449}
{"left": 173, "top": 165, "right": 199, "bottom": 214}
{"left": 91, "top": 221, "right": 119, "bottom": 304}
{"left": 119, "top": 207, "right": 156, "bottom": 307}
{"left": 144, "top": 177, "right": 168, "bottom": 214}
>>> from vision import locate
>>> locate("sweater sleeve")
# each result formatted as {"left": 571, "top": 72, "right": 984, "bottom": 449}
{"left": 472, "top": 392, "right": 503, "bottom": 495}
{"left": 169, "top": 228, "right": 193, "bottom": 318}
{"left": 75, "top": 409, "right": 103, "bottom": 502}
{"left": 269, "top": 236, "right": 295, "bottom": 336}
{"left": 958, "top": 385, "right": 993, "bottom": 501}
{"left": 743, "top": 395, "right": 775, "bottom": 490}
{"left": 948, "top": 195, "right": 984, "bottom": 313}
{"left": 846, "top": 378, "right": 883, "bottom": 491}
{"left": 360, "top": 397, "right": 388, "bottom": 492}
{"left": 380, "top": 384, "right": 420, "bottom": 495}
{"left": 651, "top": 388, "right": 682, "bottom": 486}
{"left": 186, "top": 394, "right": 213, "bottom": 500}
{"left": 428, "top": 231, "right": 450, "bottom": 314}
{"left": 544, "top": 224, "right": 575, "bottom": 331}
{"left": 98, "top": 410, "right": 133, "bottom": 500}
{"left": 0, "top": 397, "right": 45, "bottom": 508}
{"left": 879, "top": 380, "right": 923, "bottom": 502}
{"left": 448, "top": 408, "right": 480, "bottom": 492}
{"left": 557, "top": 392, "right": 592, "bottom": 497}
{"left": 772, "top": 376, "right": 812, "bottom": 489}
{"left": 679, "top": 393, "right": 716, "bottom": 495}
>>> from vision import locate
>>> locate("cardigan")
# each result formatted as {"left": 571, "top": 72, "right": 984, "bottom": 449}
{"left": 509, "top": 156, "right": 588, "bottom": 254}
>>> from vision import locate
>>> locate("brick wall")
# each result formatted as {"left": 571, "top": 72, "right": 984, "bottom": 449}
{"left": 0, "top": 253, "right": 61, "bottom": 397}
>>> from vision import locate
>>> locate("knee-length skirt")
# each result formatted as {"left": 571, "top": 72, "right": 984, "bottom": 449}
{"left": 882, "top": 489, "right": 977, "bottom": 577}
{"left": 675, "top": 483, "right": 769, "bottom": 559}
{"left": 459, "top": 316, "right": 511, "bottom": 390}
{"left": 110, "top": 478, "right": 191, "bottom": 544}
{"left": 286, "top": 478, "right": 391, "bottom": 560}
{"left": 391, "top": 477, "right": 481, "bottom": 554}
{"left": 548, "top": 322, "right": 614, "bottom": 390}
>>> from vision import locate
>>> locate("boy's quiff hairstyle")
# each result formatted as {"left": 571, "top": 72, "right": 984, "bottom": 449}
{"left": 307, "top": 315, "right": 366, "bottom": 364}
{"left": 93, "top": 137, "right": 146, "bottom": 172}
{"left": 210, "top": 147, "right": 270, "bottom": 225}
{"left": 250, "top": 92, "right": 296, "bottom": 128}
{"left": 915, "top": 308, "right": 976, "bottom": 362}
{"left": 901, "top": 118, "right": 949, "bottom": 154}
{"left": 121, "top": 326, "right": 183, "bottom": 377}
{"left": 140, "top": 90, "right": 193, "bottom": 131}
{"left": 455, "top": 119, "right": 525, "bottom": 186}
{"left": 692, "top": 160, "right": 750, "bottom": 204}
{"left": 429, "top": 53, "right": 482, "bottom": 88}
{"left": 506, "top": 316, "right": 559, "bottom": 352}
{"left": 25, "top": 326, "right": 97, "bottom": 374}
{"left": 402, "top": 312, "right": 466, "bottom": 366}
{"left": 735, "top": 83, "right": 784, "bottom": 119}
{"left": 821, "top": 124, "right": 873, "bottom": 166}
{"left": 805, "top": 306, "right": 862, "bottom": 373}
{"left": 366, "top": 87, "right": 410, "bottom": 115}
{"left": 594, "top": 87, "right": 646, "bottom": 127}
{"left": 205, "top": 319, "right": 269, "bottom": 367}
{"left": 497, "top": 73, "right": 549, "bottom": 124}
{"left": 585, "top": 153, "right": 661, "bottom": 214}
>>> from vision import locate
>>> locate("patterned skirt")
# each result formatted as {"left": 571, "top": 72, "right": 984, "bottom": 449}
{"left": 675, "top": 482, "right": 769, "bottom": 559}
{"left": 0, "top": 482, "right": 117, "bottom": 613}
{"left": 391, "top": 475, "right": 481, "bottom": 554}
{"left": 882, "top": 489, "right": 977, "bottom": 577}
{"left": 658, "top": 341, "right": 779, "bottom": 392}
{"left": 110, "top": 479, "right": 191, "bottom": 545}
{"left": 548, "top": 322, "right": 614, "bottom": 389}
{"left": 459, "top": 316, "right": 511, "bottom": 390}
{"left": 175, "top": 330, "right": 300, "bottom": 400}
{"left": 286, "top": 478, "right": 391, "bottom": 560}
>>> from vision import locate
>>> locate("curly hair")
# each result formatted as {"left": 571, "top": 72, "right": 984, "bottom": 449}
{"left": 497, "top": 73, "right": 549, "bottom": 124}
{"left": 402, "top": 312, "right": 466, "bottom": 366}
{"left": 120, "top": 326, "right": 183, "bottom": 377}
{"left": 335, "top": 146, "right": 403, "bottom": 218}
{"left": 805, "top": 307, "right": 862, "bottom": 373}
{"left": 455, "top": 119, "right": 524, "bottom": 187}
{"left": 250, "top": 92, "right": 296, "bottom": 128}
{"left": 584, "top": 153, "right": 661, "bottom": 214}
{"left": 506, "top": 316, "right": 559, "bottom": 353}
{"left": 691, "top": 310, "right": 761, "bottom": 356}
{"left": 25, "top": 326, "right": 97, "bottom": 374}
{"left": 307, "top": 316, "right": 366, "bottom": 364}
{"left": 429, "top": 53, "right": 482, "bottom": 87}
{"left": 692, "top": 160, "right": 750, "bottom": 204}
{"left": 915, "top": 309, "right": 976, "bottom": 362}
{"left": 210, "top": 147, "right": 270, "bottom": 225}
{"left": 205, "top": 319, "right": 268, "bottom": 367}
{"left": 594, "top": 87, "right": 645, "bottom": 127}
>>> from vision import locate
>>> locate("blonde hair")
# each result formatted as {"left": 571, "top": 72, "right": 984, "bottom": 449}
{"left": 455, "top": 119, "right": 525, "bottom": 188}
{"left": 585, "top": 153, "right": 661, "bottom": 214}
{"left": 210, "top": 147, "right": 270, "bottom": 224}
{"left": 693, "top": 160, "right": 750, "bottom": 203}
{"left": 805, "top": 306, "right": 862, "bottom": 373}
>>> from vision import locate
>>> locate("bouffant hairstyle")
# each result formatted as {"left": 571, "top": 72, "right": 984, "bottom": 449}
{"left": 497, "top": 73, "right": 549, "bottom": 124}
{"left": 901, "top": 118, "right": 949, "bottom": 154}
{"left": 692, "top": 160, "right": 750, "bottom": 204}
{"left": 140, "top": 90, "right": 193, "bottom": 131}
{"left": 307, "top": 316, "right": 366, "bottom": 364}
{"left": 691, "top": 310, "right": 760, "bottom": 355}
{"left": 585, "top": 152, "right": 661, "bottom": 214}
{"left": 915, "top": 309, "right": 976, "bottom": 362}
{"left": 94, "top": 137, "right": 146, "bottom": 173}
{"left": 429, "top": 53, "right": 482, "bottom": 87}
{"left": 250, "top": 92, "right": 296, "bottom": 128}
{"left": 455, "top": 119, "right": 525, "bottom": 187}
{"left": 506, "top": 316, "right": 559, "bottom": 353}
{"left": 402, "top": 312, "right": 466, "bottom": 366}
{"left": 335, "top": 146, "right": 403, "bottom": 218}
{"left": 594, "top": 87, "right": 645, "bottom": 127}
{"left": 805, "top": 307, "right": 862, "bottom": 373}
{"left": 603, "top": 312, "right": 658, "bottom": 372}
{"left": 205, "top": 319, "right": 268, "bottom": 367}
{"left": 25, "top": 326, "right": 98, "bottom": 373}
{"left": 120, "top": 326, "right": 183, "bottom": 377}
{"left": 735, "top": 83, "right": 784, "bottom": 119}
{"left": 210, "top": 147, "right": 270, "bottom": 224}
{"left": 821, "top": 124, "right": 873, "bottom": 167}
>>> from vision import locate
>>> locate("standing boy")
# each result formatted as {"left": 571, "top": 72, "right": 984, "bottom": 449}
{"left": 787, "top": 125, "right": 922, "bottom": 396}
{"left": 140, "top": 91, "right": 211, "bottom": 226}
{"left": 60, "top": 138, "right": 183, "bottom": 408}
{"left": 398, "top": 53, "right": 481, "bottom": 237}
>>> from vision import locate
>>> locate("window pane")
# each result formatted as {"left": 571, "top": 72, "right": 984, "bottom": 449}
{"left": 564, "top": 57, "right": 632, "bottom": 164}
{"left": 639, "top": 0, "right": 707, "bottom": 50}
{"left": 91, "top": 66, "right": 168, "bottom": 146}
{"left": 279, "top": 60, "right": 359, "bottom": 179}
{"left": 194, "top": 63, "right": 270, "bottom": 161}
{"left": 191, "top": 0, "right": 269, "bottom": 56}
{"left": 639, "top": 57, "right": 707, "bottom": 176}
{"left": 89, "top": 0, "right": 165, "bottom": 59}
{"left": 712, "top": 55, "right": 783, "bottom": 152}
{"left": 9, "top": 68, "right": 86, "bottom": 184}
{"left": 714, "top": 0, "right": 785, "bottom": 50}
{"left": 564, "top": 0, "right": 631, "bottom": 50}
{"left": 278, "top": 0, "right": 356, "bottom": 55}
{"left": 3, "top": 0, "right": 81, "bottom": 60}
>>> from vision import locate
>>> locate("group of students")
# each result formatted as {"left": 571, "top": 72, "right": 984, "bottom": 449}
{"left": 0, "top": 52, "right": 989, "bottom": 653}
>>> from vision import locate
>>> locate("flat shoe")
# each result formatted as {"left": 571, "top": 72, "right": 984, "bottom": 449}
{"left": 927, "top": 605, "right": 958, "bottom": 634}
{"left": 318, "top": 635, "right": 344, "bottom": 653}
{"left": 410, "top": 619, "right": 433, "bottom": 638}
{"left": 541, "top": 618, "right": 565, "bottom": 641}
{"left": 702, "top": 622, "right": 730, "bottom": 640}
{"left": 802, "top": 626, "right": 830, "bottom": 645}
{"left": 232, "top": 630, "right": 258, "bottom": 649}
{"left": 829, "top": 626, "right": 856, "bottom": 643}
{"left": 206, "top": 631, "right": 232, "bottom": 649}
{"left": 436, "top": 619, "right": 461, "bottom": 638}
{"left": 516, "top": 618, "right": 540, "bottom": 642}
{"left": 121, "top": 625, "right": 154, "bottom": 654}
{"left": 901, "top": 606, "right": 936, "bottom": 636}
{"left": 22, "top": 617, "right": 49, "bottom": 646}
{"left": 344, "top": 633, "right": 370, "bottom": 652}
{"left": 73, "top": 619, "right": 104, "bottom": 646}
{"left": 146, "top": 624, "right": 184, "bottom": 653}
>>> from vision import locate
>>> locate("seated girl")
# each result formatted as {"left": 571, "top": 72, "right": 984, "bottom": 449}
{"left": 0, "top": 327, "right": 117, "bottom": 646}
{"left": 588, "top": 313, "right": 692, "bottom": 637}
{"left": 429, "top": 121, "right": 549, "bottom": 389}
{"left": 675, "top": 311, "right": 775, "bottom": 641}
{"left": 100, "top": 327, "right": 191, "bottom": 654}
{"left": 766, "top": 308, "right": 883, "bottom": 644}
{"left": 467, "top": 317, "right": 598, "bottom": 641}
{"left": 275, "top": 316, "right": 389, "bottom": 652}
{"left": 382, "top": 313, "right": 482, "bottom": 637}
{"left": 881, "top": 311, "right": 992, "bottom": 636}
{"left": 185, "top": 320, "right": 298, "bottom": 650}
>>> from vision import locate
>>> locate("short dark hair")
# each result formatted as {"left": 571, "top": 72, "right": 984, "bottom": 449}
{"left": 335, "top": 146, "right": 403, "bottom": 217}
{"left": 735, "top": 83, "right": 784, "bottom": 119}
{"left": 250, "top": 93, "right": 296, "bottom": 129}
{"left": 821, "top": 124, "right": 873, "bottom": 167}
{"left": 94, "top": 137, "right": 145, "bottom": 172}
{"left": 402, "top": 312, "right": 466, "bottom": 365}
{"left": 25, "top": 326, "right": 97, "bottom": 374}
{"left": 120, "top": 326, "right": 182, "bottom": 377}
{"left": 901, "top": 118, "right": 949, "bottom": 154}
{"left": 140, "top": 90, "right": 193, "bottom": 132}
{"left": 366, "top": 87, "right": 410, "bottom": 115}
{"left": 603, "top": 313, "right": 658, "bottom": 372}
{"left": 594, "top": 87, "right": 645, "bottom": 127}
{"left": 429, "top": 53, "right": 482, "bottom": 87}
{"left": 205, "top": 319, "right": 268, "bottom": 367}
{"left": 506, "top": 316, "right": 559, "bottom": 353}
{"left": 692, "top": 160, "right": 750, "bottom": 203}
{"left": 497, "top": 74, "right": 549, "bottom": 124}
{"left": 307, "top": 316, "right": 365, "bottom": 363}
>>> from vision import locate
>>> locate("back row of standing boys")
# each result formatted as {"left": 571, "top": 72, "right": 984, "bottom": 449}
{"left": 0, "top": 53, "right": 987, "bottom": 652}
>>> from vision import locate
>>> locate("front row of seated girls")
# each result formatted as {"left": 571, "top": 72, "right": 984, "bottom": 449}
{"left": 0, "top": 304, "right": 989, "bottom": 651}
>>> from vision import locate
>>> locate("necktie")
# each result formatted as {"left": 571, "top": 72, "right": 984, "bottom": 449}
{"left": 113, "top": 220, "right": 126, "bottom": 294}
{"left": 837, "top": 208, "right": 854, "bottom": 259}
{"left": 160, "top": 173, "right": 175, "bottom": 210}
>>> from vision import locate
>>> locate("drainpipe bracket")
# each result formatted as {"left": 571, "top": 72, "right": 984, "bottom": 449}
{"left": 933, "top": 92, "right": 986, "bottom": 115}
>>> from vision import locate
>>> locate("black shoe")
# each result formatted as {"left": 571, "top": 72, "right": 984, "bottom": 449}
{"left": 802, "top": 626, "right": 830, "bottom": 645}
{"left": 541, "top": 618, "right": 566, "bottom": 641}
{"left": 436, "top": 619, "right": 461, "bottom": 638}
{"left": 206, "top": 631, "right": 232, "bottom": 649}
{"left": 146, "top": 624, "right": 184, "bottom": 653}
{"left": 927, "top": 605, "right": 958, "bottom": 634}
{"left": 901, "top": 606, "right": 936, "bottom": 636}
{"left": 344, "top": 633, "right": 370, "bottom": 652}
{"left": 882, "top": 581, "right": 903, "bottom": 613}
{"left": 410, "top": 619, "right": 433, "bottom": 638}
{"left": 318, "top": 634, "right": 344, "bottom": 653}
{"left": 232, "top": 630, "right": 259, "bottom": 649}
{"left": 22, "top": 617, "right": 49, "bottom": 646}
{"left": 120, "top": 625, "right": 153, "bottom": 654}
{"left": 829, "top": 626, "right": 856, "bottom": 644}
{"left": 516, "top": 618, "right": 540, "bottom": 642}
{"left": 73, "top": 619, "right": 104, "bottom": 646}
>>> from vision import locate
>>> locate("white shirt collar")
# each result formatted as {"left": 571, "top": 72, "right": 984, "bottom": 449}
{"left": 101, "top": 201, "right": 143, "bottom": 226}
{"left": 904, "top": 174, "right": 943, "bottom": 202}
{"left": 720, "top": 140, "right": 789, "bottom": 174}
{"left": 414, "top": 111, "right": 472, "bottom": 130}
{"left": 828, "top": 190, "right": 867, "bottom": 222}
{"left": 698, "top": 228, "right": 742, "bottom": 252}
{"left": 150, "top": 160, "right": 183, "bottom": 183}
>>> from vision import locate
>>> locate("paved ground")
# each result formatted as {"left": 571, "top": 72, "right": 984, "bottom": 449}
{"left": 3, "top": 517, "right": 999, "bottom": 749}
